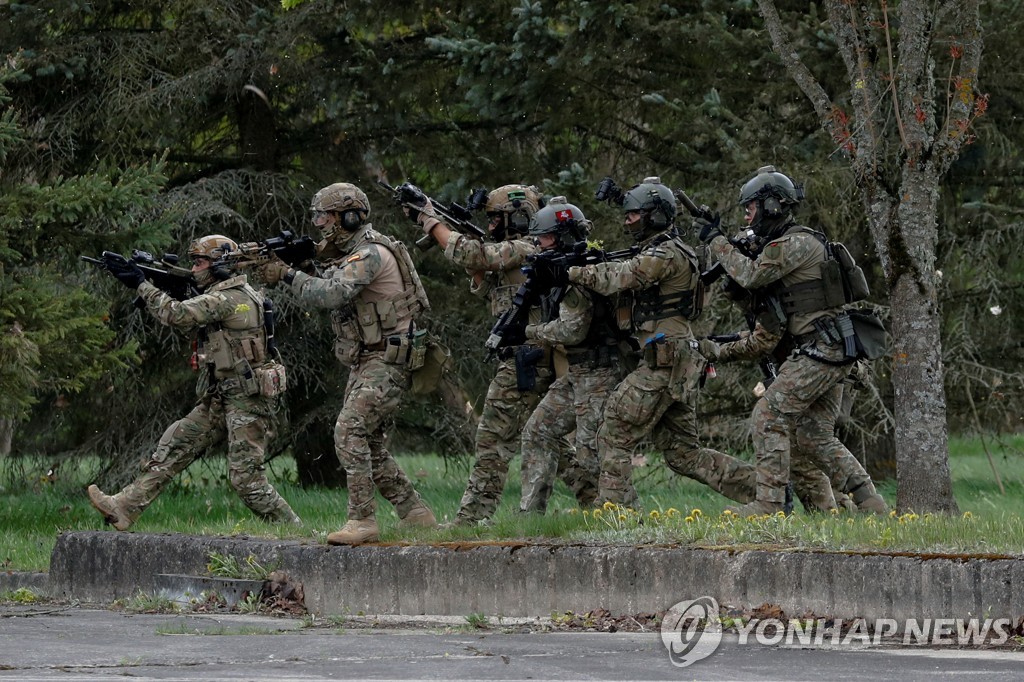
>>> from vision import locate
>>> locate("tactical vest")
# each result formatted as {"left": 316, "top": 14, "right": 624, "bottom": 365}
{"left": 328, "top": 229, "right": 430, "bottom": 346}
{"left": 632, "top": 232, "right": 704, "bottom": 324}
{"left": 198, "top": 277, "right": 268, "bottom": 380}
{"left": 766, "top": 226, "right": 870, "bottom": 320}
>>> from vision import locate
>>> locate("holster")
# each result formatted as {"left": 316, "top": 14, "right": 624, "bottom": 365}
{"left": 515, "top": 345, "right": 546, "bottom": 392}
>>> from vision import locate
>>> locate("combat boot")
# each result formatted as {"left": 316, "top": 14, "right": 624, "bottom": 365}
{"left": 87, "top": 485, "right": 133, "bottom": 531}
{"left": 326, "top": 518, "right": 379, "bottom": 546}
{"left": 725, "top": 499, "right": 785, "bottom": 518}
{"left": 851, "top": 482, "right": 888, "bottom": 514}
{"left": 399, "top": 501, "right": 437, "bottom": 529}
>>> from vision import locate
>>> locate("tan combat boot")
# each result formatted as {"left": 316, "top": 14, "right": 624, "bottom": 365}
{"left": 326, "top": 518, "right": 379, "bottom": 546}
{"left": 851, "top": 482, "right": 889, "bottom": 514}
{"left": 725, "top": 499, "right": 785, "bottom": 518}
{"left": 399, "top": 501, "right": 437, "bottom": 529}
{"left": 87, "top": 485, "right": 133, "bottom": 531}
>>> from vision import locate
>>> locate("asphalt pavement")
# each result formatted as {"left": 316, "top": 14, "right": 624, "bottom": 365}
{"left": 2, "top": 604, "right": 1023, "bottom": 681}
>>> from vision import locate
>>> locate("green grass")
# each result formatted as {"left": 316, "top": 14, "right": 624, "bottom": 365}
{"left": 1, "top": 434, "right": 1023, "bottom": 572}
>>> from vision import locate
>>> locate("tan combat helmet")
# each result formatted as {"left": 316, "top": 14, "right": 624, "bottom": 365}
{"left": 484, "top": 184, "right": 541, "bottom": 240}
{"left": 187, "top": 234, "right": 238, "bottom": 260}
{"left": 311, "top": 182, "right": 370, "bottom": 242}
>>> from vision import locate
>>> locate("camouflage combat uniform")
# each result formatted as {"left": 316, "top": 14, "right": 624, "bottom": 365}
{"left": 283, "top": 224, "right": 432, "bottom": 523}
{"left": 713, "top": 322, "right": 879, "bottom": 512}
{"left": 568, "top": 228, "right": 755, "bottom": 509}
{"left": 519, "top": 284, "right": 621, "bottom": 513}
{"left": 107, "top": 276, "right": 299, "bottom": 525}
{"left": 710, "top": 221, "right": 885, "bottom": 512}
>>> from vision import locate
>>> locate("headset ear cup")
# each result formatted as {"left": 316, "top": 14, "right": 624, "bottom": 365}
{"left": 764, "top": 196, "right": 782, "bottom": 217}
{"left": 341, "top": 210, "right": 363, "bottom": 231}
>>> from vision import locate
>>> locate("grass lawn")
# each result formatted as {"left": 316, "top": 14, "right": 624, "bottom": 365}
{"left": 2, "top": 435, "right": 1023, "bottom": 572}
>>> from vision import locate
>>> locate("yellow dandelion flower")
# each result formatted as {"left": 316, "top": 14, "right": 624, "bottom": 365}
{"left": 962, "top": 511, "right": 973, "bottom": 519}
{"left": 568, "top": 508, "right": 578, "bottom": 515}
{"left": 691, "top": 508, "right": 703, "bottom": 518}
{"left": 649, "top": 510, "right": 661, "bottom": 520}
{"left": 722, "top": 509, "right": 734, "bottom": 516}
{"left": 685, "top": 515, "right": 695, "bottom": 523}
{"left": 618, "top": 514, "right": 627, "bottom": 521}
{"left": 775, "top": 511, "right": 787, "bottom": 518}
{"left": 593, "top": 509, "right": 604, "bottom": 518}
{"left": 666, "top": 508, "right": 680, "bottom": 517}
{"left": 583, "top": 510, "right": 589, "bottom": 517}
{"left": 603, "top": 501, "right": 616, "bottom": 511}
{"left": 829, "top": 508, "right": 840, "bottom": 515}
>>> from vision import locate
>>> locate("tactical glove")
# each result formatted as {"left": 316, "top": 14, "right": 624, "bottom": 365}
{"left": 692, "top": 337, "right": 721, "bottom": 361}
{"left": 695, "top": 215, "right": 723, "bottom": 244}
{"left": 257, "top": 259, "right": 291, "bottom": 287}
{"left": 104, "top": 257, "right": 145, "bottom": 289}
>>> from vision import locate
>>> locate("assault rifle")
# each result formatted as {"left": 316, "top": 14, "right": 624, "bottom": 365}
{"left": 378, "top": 180, "right": 489, "bottom": 251}
{"left": 707, "top": 332, "right": 780, "bottom": 388}
{"left": 484, "top": 241, "right": 637, "bottom": 359}
{"left": 220, "top": 230, "right": 317, "bottom": 270}
{"left": 81, "top": 250, "right": 197, "bottom": 305}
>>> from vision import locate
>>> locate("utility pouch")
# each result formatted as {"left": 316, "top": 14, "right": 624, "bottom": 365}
{"left": 820, "top": 259, "right": 848, "bottom": 308}
{"left": 383, "top": 335, "right": 405, "bottom": 364}
{"left": 411, "top": 336, "right": 451, "bottom": 395}
{"left": 848, "top": 309, "right": 887, "bottom": 360}
{"left": 255, "top": 362, "right": 288, "bottom": 397}
{"left": 832, "top": 241, "right": 870, "bottom": 302}
{"left": 334, "top": 338, "right": 360, "bottom": 367}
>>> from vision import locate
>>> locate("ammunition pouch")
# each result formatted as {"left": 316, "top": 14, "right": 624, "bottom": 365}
{"left": 642, "top": 335, "right": 676, "bottom": 369}
{"left": 382, "top": 329, "right": 428, "bottom": 370}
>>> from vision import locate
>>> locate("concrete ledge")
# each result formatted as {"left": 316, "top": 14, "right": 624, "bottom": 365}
{"left": 0, "top": 571, "right": 49, "bottom": 596}
{"left": 49, "top": 531, "right": 1024, "bottom": 621}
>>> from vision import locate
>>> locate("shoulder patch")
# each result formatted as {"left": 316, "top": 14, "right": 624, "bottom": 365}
{"left": 763, "top": 242, "right": 784, "bottom": 260}
{"left": 346, "top": 253, "right": 363, "bottom": 263}
{"left": 233, "top": 303, "right": 251, "bottom": 314}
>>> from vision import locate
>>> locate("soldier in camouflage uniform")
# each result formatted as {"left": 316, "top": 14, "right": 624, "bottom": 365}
{"left": 259, "top": 182, "right": 437, "bottom": 545}
{"left": 517, "top": 197, "right": 617, "bottom": 513}
{"left": 701, "top": 320, "right": 885, "bottom": 513}
{"left": 698, "top": 166, "right": 887, "bottom": 516}
{"left": 409, "top": 185, "right": 577, "bottom": 525}
{"left": 88, "top": 235, "right": 300, "bottom": 530}
{"left": 567, "top": 177, "right": 759, "bottom": 509}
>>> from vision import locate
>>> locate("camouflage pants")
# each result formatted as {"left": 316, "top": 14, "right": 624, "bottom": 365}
{"left": 753, "top": 340, "right": 864, "bottom": 505}
{"left": 597, "top": 345, "right": 754, "bottom": 509}
{"left": 335, "top": 353, "right": 425, "bottom": 521}
{"left": 456, "top": 357, "right": 571, "bottom": 523}
{"left": 519, "top": 365, "right": 619, "bottom": 513}
{"left": 118, "top": 389, "right": 298, "bottom": 523}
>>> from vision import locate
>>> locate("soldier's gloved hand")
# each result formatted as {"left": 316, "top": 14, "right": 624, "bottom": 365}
{"left": 257, "top": 258, "right": 291, "bottom": 287}
{"left": 105, "top": 258, "right": 145, "bottom": 289}
{"left": 691, "top": 337, "right": 721, "bottom": 361}
{"left": 695, "top": 215, "right": 723, "bottom": 244}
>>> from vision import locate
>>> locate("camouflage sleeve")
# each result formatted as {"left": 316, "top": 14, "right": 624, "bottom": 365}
{"left": 710, "top": 232, "right": 805, "bottom": 289}
{"left": 568, "top": 246, "right": 673, "bottom": 296}
{"left": 470, "top": 271, "right": 496, "bottom": 298}
{"left": 445, "top": 235, "right": 537, "bottom": 272}
{"left": 289, "top": 244, "right": 383, "bottom": 309}
{"left": 717, "top": 323, "right": 783, "bottom": 363}
{"left": 138, "top": 280, "right": 236, "bottom": 330}
{"left": 525, "top": 286, "right": 592, "bottom": 346}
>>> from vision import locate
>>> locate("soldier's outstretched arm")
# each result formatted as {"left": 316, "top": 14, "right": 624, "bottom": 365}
{"left": 138, "top": 281, "right": 237, "bottom": 330}
{"left": 289, "top": 245, "right": 383, "bottom": 309}
{"left": 444, "top": 236, "right": 536, "bottom": 272}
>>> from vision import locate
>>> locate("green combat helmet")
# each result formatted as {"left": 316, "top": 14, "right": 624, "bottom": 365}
{"left": 528, "top": 196, "right": 591, "bottom": 250}
{"left": 622, "top": 176, "right": 676, "bottom": 241}
{"left": 310, "top": 182, "right": 371, "bottom": 242}
{"left": 737, "top": 166, "right": 804, "bottom": 236}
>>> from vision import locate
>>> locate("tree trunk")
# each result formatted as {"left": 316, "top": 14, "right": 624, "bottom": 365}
{"left": 888, "top": 177, "right": 959, "bottom": 513}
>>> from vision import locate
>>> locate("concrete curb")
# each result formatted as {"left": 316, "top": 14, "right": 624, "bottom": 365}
{"left": 48, "top": 531, "right": 1024, "bottom": 621}
{"left": 0, "top": 570, "right": 49, "bottom": 595}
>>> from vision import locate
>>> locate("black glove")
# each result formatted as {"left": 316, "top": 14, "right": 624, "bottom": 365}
{"left": 695, "top": 215, "right": 723, "bottom": 244}
{"left": 527, "top": 258, "right": 569, "bottom": 292}
{"left": 104, "top": 255, "right": 145, "bottom": 289}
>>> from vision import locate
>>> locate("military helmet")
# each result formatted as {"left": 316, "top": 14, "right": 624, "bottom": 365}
{"left": 311, "top": 182, "right": 369, "bottom": 241}
{"left": 311, "top": 182, "right": 370, "bottom": 216}
{"left": 528, "top": 196, "right": 590, "bottom": 248}
{"left": 622, "top": 176, "right": 676, "bottom": 238}
{"left": 187, "top": 234, "right": 238, "bottom": 261}
{"left": 484, "top": 184, "right": 541, "bottom": 239}
{"left": 737, "top": 166, "right": 802, "bottom": 209}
